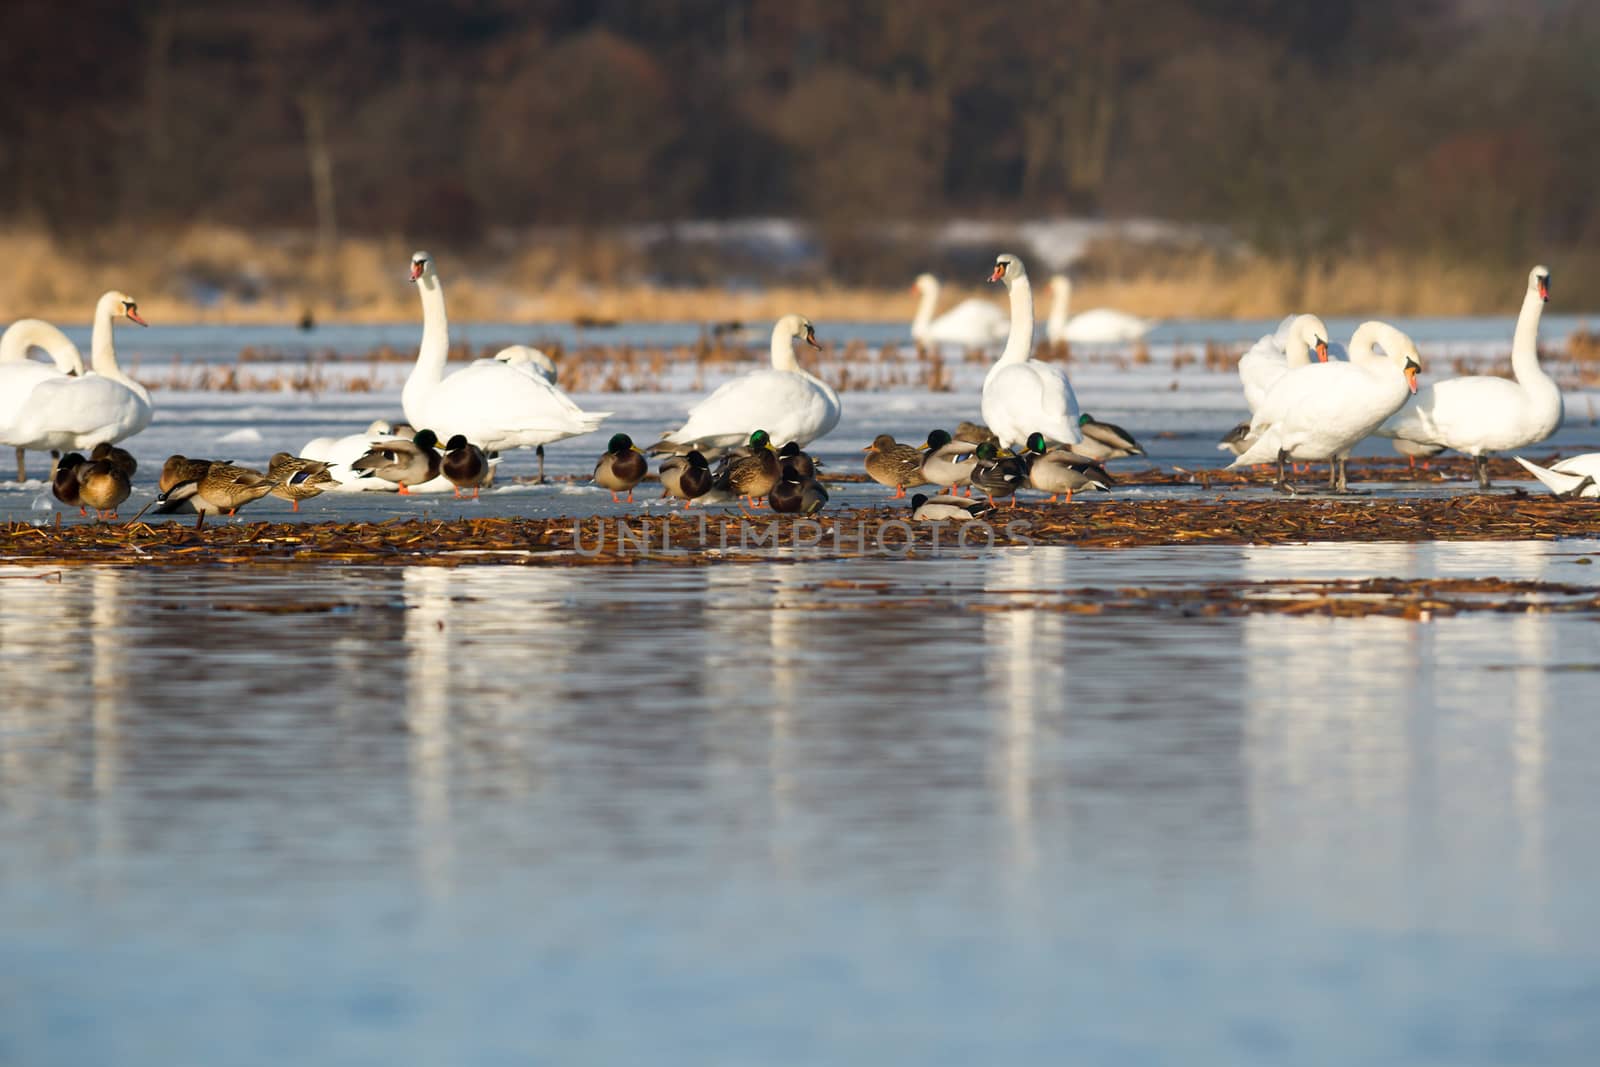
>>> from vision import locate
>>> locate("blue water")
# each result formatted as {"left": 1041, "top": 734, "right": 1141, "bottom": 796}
{"left": 2, "top": 543, "right": 1598, "bottom": 1064}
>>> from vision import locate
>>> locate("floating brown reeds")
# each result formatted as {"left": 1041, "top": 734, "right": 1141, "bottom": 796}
{"left": 0, "top": 494, "right": 1596, "bottom": 570}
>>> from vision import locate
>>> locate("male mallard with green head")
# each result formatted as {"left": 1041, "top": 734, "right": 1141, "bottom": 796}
{"left": 1023, "top": 431, "right": 1114, "bottom": 503}
{"left": 719, "top": 429, "right": 780, "bottom": 506}
{"left": 441, "top": 435, "right": 490, "bottom": 499}
{"left": 594, "top": 433, "right": 648, "bottom": 503}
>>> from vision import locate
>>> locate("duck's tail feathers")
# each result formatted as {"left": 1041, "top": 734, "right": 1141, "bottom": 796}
{"left": 1514, "top": 456, "right": 1597, "bottom": 499}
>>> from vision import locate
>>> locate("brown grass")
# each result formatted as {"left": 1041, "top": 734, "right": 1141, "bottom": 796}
{"left": 4, "top": 224, "right": 1583, "bottom": 325}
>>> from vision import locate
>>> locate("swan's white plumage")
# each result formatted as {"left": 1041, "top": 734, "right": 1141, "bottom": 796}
{"left": 1045, "top": 275, "right": 1154, "bottom": 344}
{"left": 490, "top": 345, "right": 558, "bottom": 382}
{"left": 1515, "top": 454, "right": 1600, "bottom": 499}
{"left": 981, "top": 255, "right": 1081, "bottom": 450}
{"left": 1230, "top": 322, "right": 1421, "bottom": 467}
{"left": 0, "top": 292, "right": 150, "bottom": 452}
{"left": 1376, "top": 267, "right": 1558, "bottom": 457}
{"left": 0, "top": 319, "right": 87, "bottom": 435}
{"left": 660, "top": 315, "right": 841, "bottom": 449}
{"left": 911, "top": 274, "right": 1010, "bottom": 347}
{"left": 1238, "top": 314, "right": 1330, "bottom": 413}
{"left": 400, "top": 253, "right": 609, "bottom": 452}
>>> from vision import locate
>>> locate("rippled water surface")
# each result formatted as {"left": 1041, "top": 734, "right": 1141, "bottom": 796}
{"left": 4, "top": 543, "right": 1600, "bottom": 1065}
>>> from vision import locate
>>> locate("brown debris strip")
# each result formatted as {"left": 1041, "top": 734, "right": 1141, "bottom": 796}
{"left": 0, "top": 494, "right": 1594, "bottom": 570}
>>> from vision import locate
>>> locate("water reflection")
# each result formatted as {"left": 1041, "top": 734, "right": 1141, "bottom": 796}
{"left": 0, "top": 547, "right": 1597, "bottom": 1065}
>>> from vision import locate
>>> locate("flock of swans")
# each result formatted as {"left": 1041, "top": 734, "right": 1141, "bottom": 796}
{"left": 0, "top": 249, "right": 1589, "bottom": 525}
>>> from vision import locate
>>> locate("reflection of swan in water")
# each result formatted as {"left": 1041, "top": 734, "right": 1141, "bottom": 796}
{"left": 1242, "top": 543, "right": 1420, "bottom": 904}
{"left": 89, "top": 569, "right": 127, "bottom": 880}
{"left": 401, "top": 565, "right": 589, "bottom": 896}
{"left": 982, "top": 549, "right": 1073, "bottom": 877}
{"left": 0, "top": 568, "right": 94, "bottom": 803}
{"left": 1241, "top": 541, "right": 1552, "bottom": 937}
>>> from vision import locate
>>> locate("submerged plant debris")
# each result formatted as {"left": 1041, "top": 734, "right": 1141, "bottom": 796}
{"left": 0, "top": 495, "right": 1594, "bottom": 569}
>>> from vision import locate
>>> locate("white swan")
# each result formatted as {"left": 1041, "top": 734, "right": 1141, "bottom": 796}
{"left": 401, "top": 252, "right": 610, "bottom": 451}
{"left": 1376, "top": 266, "right": 1558, "bottom": 488}
{"left": 911, "top": 274, "right": 1010, "bottom": 348}
{"left": 657, "top": 314, "right": 841, "bottom": 449}
{"left": 981, "top": 254, "right": 1082, "bottom": 450}
{"left": 0, "top": 318, "right": 87, "bottom": 480}
{"left": 0, "top": 291, "right": 151, "bottom": 457}
{"left": 1514, "top": 454, "right": 1600, "bottom": 499}
{"left": 1045, "top": 275, "right": 1154, "bottom": 344}
{"left": 1238, "top": 314, "right": 1330, "bottom": 413}
{"left": 1230, "top": 321, "right": 1422, "bottom": 491}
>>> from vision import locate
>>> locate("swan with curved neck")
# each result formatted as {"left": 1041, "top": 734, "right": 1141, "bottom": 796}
{"left": 1238, "top": 313, "right": 1330, "bottom": 413}
{"left": 1045, "top": 275, "right": 1154, "bottom": 344}
{"left": 401, "top": 251, "right": 611, "bottom": 453}
{"left": 910, "top": 273, "right": 1010, "bottom": 348}
{"left": 980, "top": 253, "right": 1081, "bottom": 449}
{"left": 657, "top": 314, "right": 841, "bottom": 449}
{"left": 1377, "top": 265, "right": 1558, "bottom": 488}
{"left": 1231, "top": 320, "right": 1422, "bottom": 492}
{"left": 0, "top": 291, "right": 151, "bottom": 464}
{"left": 0, "top": 318, "right": 88, "bottom": 480}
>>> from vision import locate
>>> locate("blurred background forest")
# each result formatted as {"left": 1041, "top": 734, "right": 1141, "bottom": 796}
{"left": 2, "top": 0, "right": 1596, "bottom": 321}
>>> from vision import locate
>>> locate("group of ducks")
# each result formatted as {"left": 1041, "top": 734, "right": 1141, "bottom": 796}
{"left": 1217, "top": 266, "right": 1561, "bottom": 492}
{"left": 600, "top": 431, "right": 829, "bottom": 514}
{"left": 864, "top": 412, "right": 1146, "bottom": 514}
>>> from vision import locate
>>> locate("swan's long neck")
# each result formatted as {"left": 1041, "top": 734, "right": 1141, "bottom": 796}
{"left": 1046, "top": 281, "right": 1069, "bottom": 338}
{"left": 1284, "top": 329, "right": 1312, "bottom": 368}
{"left": 911, "top": 283, "right": 939, "bottom": 339}
{"left": 90, "top": 297, "right": 129, "bottom": 383}
{"left": 404, "top": 272, "right": 450, "bottom": 407}
{"left": 997, "top": 276, "right": 1034, "bottom": 365}
{"left": 1510, "top": 286, "right": 1548, "bottom": 385}
{"left": 1348, "top": 321, "right": 1414, "bottom": 379}
{"left": 770, "top": 322, "right": 800, "bottom": 372}
{"left": 0, "top": 320, "right": 82, "bottom": 373}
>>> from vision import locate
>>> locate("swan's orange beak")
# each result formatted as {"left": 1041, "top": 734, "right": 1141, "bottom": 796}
{"left": 126, "top": 307, "right": 148, "bottom": 327}
{"left": 804, "top": 327, "right": 820, "bottom": 349}
{"left": 1404, "top": 360, "right": 1420, "bottom": 395}
{"left": 1315, "top": 339, "right": 1329, "bottom": 363}
{"left": 1538, "top": 277, "right": 1550, "bottom": 302}
{"left": 409, "top": 261, "right": 425, "bottom": 282}
{"left": 989, "top": 264, "right": 1006, "bottom": 283}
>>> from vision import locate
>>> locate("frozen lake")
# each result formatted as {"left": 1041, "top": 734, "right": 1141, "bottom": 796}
{"left": 2, "top": 543, "right": 1599, "bottom": 1064}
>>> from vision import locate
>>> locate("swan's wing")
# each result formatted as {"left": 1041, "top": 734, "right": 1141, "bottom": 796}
{"left": 13, "top": 376, "right": 143, "bottom": 437}
{"left": 420, "top": 362, "right": 610, "bottom": 443}
{"left": 666, "top": 370, "right": 838, "bottom": 447}
{"left": 1376, "top": 376, "right": 1520, "bottom": 444}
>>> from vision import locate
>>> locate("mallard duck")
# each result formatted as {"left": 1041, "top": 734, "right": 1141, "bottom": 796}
{"left": 911, "top": 493, "right": 995, "bottom": 522}
{"left": 970, "top": 442, "right": 1026, "bottom": 505}
{"left": 441, "top": 435, "right": 489, "bottom": 499}
{"left": 51, "top": 451, "right": 87, "bottom": 515}
{"left": 863, "top": 434, "right": 928, "bottom": 497}
{"left": 777, "top": 441, "right": 817, "bottom": 480}
{"left": 1074, "top": 413, "right": 1146, "bottom": 460}
{"left": 1023, "top": 431, "right": 1114, "bottom": 502}
{"left": 648, "top": 437, "right": 733, "bottom": 463}
{"left": 160, "top": 454, "right": 216, "bottom": 493}
{"left": 769, "top": 466, "right": 827, "bottom": 514}
{"left": 659, "top": 449, "right": 713, "bottom": 506}
{"left": 717, "top": 429, "right": 780, "bottom": 506}
{"left": 89, "top": 441, "right": 138, "bottom": 478}
{"left": 919, "top": 429, "right": 978, "bottom": 492}
{"left": 352, "top": 429, "right": 441, "bottom": 493}
{"left": 594, "top": 433, "right": 648, "bottom": 503}
{"left": 955, "top": 421, "right": 999, "bottom": 448}
{"left": 78, "top": 458, "right": 131, "bottom": 520}
{"left": 266, "top": 452, "right": 337, "bottom": 511}
{"left": 156, "top": 463, "right": 278, "bottom": 527}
